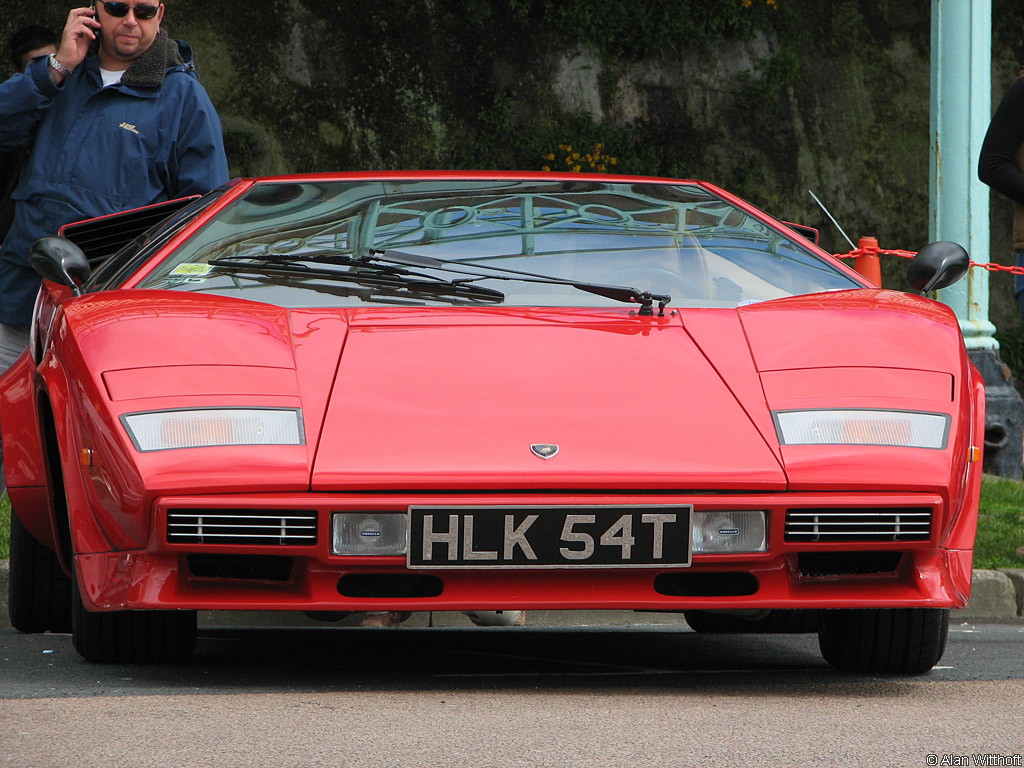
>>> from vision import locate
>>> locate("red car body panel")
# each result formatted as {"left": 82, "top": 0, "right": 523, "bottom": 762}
{"left": 0, "top": 172, "right": 984, "bottom": 622}
{"left": 314, "top": 311, "right": 786, "bottom": 490}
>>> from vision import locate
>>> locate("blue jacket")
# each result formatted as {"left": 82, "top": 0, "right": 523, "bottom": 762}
{"left": 0, "top": 34, "right": 230, "bottom": 327}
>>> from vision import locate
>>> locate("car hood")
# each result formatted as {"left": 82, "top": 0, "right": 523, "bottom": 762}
{"left": 68, "top": 290, "right": 964, "bottom": 493}
{"left": 311, "top": 309, "right": 785, "bottom": 490}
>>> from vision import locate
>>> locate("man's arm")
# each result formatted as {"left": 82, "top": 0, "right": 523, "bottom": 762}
{"left": 46, "top": 6, "right": 101, "bottom": 85}
{"left": 0, "top": 57, "right": 60, "bottom": 150}
{"left": 979, "top": 76, "right": 1024, "bottom": 205}
{"left": 0, "top": 7, "right": 99, "bottom": 150}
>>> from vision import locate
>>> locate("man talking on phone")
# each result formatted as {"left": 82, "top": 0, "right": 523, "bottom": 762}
{"left": 0, "top": 2, "right": 229, "bottom": 373}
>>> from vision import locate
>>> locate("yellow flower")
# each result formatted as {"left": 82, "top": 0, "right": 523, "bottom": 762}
{"left": 544, "top": 142, "right": 619, "bottom": 173}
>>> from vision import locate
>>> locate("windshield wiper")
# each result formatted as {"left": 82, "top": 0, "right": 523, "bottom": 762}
{"left": 207, "top": 254, "right": 505, "bottom": 305}
{"left": 361, "top": 249, "right": 671, "bottom": 316}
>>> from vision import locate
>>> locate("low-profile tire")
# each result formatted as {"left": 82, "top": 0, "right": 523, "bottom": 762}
{"left": 818, "top": 608, "right": 949, "bottom": 674}
{"left": 8, "top": 511, "right": 72, "bottom": 634}
{"left": 71, "top": 573, "right": 198, "bottom": 663}
{"left": 684, "top": 609, "right": 821, "bottom": 634}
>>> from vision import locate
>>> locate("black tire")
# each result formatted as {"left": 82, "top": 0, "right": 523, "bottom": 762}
{"left": 71, "top": 573, "right": 198, "bottom": 663}
{"left": 684, "top": 609, "right": 821, "bottom": 634}
{"left": 818, "top": 608, "right": 950, "bottom": 674}
{"left": 8, "top": 510, "right": 72, "bottom": 633}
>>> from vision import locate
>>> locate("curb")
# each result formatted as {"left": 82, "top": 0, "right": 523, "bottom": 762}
{"left": 958, "top": 569, "right": 1021, "bottom": 621}
{"left": 1, "top": 561, "right": 1020, "bottom": 629}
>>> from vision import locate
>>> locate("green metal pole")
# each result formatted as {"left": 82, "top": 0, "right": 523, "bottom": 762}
{"left": 931, "top": 0, "right": 995, "bottom": 350}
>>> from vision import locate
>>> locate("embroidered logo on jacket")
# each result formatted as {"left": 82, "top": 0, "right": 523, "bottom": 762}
{"left": 119, "top": 122, "right": 140, "bottom": 135}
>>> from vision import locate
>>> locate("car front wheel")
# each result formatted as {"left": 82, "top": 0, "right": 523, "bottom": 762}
{"left": 71, "top": 573, "right": 198, "bottom": 663}
{"left": 818, "top": 607, "right": 949, "bottom": 674}
{"left": 8, "top": 511, "right": 72, "bottom": 634}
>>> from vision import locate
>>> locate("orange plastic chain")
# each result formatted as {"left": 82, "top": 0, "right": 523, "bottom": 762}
{"left": 835, "top": 238, "right": 1024, "bottom": 277}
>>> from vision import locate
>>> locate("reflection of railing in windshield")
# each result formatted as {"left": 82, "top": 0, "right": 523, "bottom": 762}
{"left": 358, "top": 194, "right": 693, "bottom": 256}
{"left": 214, "top": 191, "right": 775, "bottom": 265}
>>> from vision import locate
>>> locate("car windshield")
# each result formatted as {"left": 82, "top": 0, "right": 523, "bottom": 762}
{"left": 135, "top": 179, "right": 861, "bottom": 309}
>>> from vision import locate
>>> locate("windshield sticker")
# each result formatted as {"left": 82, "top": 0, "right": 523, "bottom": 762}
{"left": 170, "top": 263, "right": 214, "bottom": 277}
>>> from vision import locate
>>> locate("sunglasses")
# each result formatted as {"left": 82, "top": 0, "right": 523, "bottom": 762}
{"left": 97, "top": 2, "right": 160, "bottom": 20}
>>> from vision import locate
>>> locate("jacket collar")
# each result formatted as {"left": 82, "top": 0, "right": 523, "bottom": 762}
{"left": 121, "top": 31, "right": 185, "bottom": 87}
{"left": 88, "top": 30, "right": 186, "bottom": 88}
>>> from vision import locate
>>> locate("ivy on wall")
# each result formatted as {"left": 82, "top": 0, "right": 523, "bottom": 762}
{"left": 528, "top": 0, "right": 782, "bottom": 59}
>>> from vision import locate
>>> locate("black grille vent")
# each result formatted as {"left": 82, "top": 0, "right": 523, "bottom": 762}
{"left": 187, "top": 554, "right": 294, "bottom": 582}
{"left": 797, "top": 551, "right": 904, "bottom": 578}
{"left": 785, "top": 508, "right": 931, "bottom": 542}
{"left": 62, "top": 196, "right": 199, "bottom": 265}
{"left": 168, "top": 509, "right": 317, "bottom": 545}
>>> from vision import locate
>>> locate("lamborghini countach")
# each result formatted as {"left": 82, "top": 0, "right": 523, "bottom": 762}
{"left": 2, "top": 172, "right": 981, "bottom": 671}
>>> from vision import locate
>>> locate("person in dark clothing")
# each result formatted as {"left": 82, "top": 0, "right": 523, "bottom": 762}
{"left": 0, "top": 26, "right": 58, "bottom": 247}
{"left": 0, "top": 3, "right": 229, "bottom": 373}
{"left": 979, "top": 73, "right": 1024, "bottom": 320}
{"left": 7, "top": 25, "right": 58, "bottom": 72}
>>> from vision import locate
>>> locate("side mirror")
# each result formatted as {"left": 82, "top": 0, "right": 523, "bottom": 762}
{"left": 29, "top": 236, "right": 91, "bottom": 295}
{"left": 906, "top": 241, "right": 969, "bottom": 293}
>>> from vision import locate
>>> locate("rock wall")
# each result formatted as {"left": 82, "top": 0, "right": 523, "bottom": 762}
{"left": 4, "top": 0, "right": 1024, "bottom": 331}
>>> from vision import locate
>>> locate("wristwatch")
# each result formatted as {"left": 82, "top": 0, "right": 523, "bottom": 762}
{"left": 47, "top": 54, "right": 72, "bottom": 77}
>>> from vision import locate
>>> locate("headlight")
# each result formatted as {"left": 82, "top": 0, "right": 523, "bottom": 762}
{"left": 122, "top": 408, "right": 303, "bottom": 451}
{"left": 692, "top": 510, "right": 766, "bottom": 553}
{"left": 773, "top": 409, "right": 949, "bottom": 449}
{"left": 332, "top": 513, "right": 408, "bottom": 556}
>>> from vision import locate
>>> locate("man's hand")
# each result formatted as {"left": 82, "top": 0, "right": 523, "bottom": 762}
{"left": 50, "top": 6, "right": 101, "bottom": 82}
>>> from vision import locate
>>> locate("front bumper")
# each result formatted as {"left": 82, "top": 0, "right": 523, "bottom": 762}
{"left": 73, "top": 491, "right": 974, "bottom": 613}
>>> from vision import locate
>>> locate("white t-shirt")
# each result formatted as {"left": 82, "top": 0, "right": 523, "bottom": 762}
{"left": 99, "top": 67, "right": 123, "bottom": 87}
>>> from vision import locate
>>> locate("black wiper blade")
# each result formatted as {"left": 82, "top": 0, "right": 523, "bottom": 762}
{"left": 208, "top": 255, "right": 505, "bottom": 304}
{"left": 211, "top": 250, "right": 406, "bottom": 274}
{"left": 362, "top": 249, "right": 671, "bottom": 316}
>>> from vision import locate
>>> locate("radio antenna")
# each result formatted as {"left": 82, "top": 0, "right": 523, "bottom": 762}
{"left": 808, "top": 190, "right": 856, "bottom": 251}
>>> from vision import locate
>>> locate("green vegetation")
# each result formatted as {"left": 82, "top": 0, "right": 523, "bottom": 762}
{"left": 525, "top": 0, "right": 782, "bottom": 60}
{"left": 1, "top": 480, "right": 1021, "bottom": 567}
{"left": 975, "top": 475, "right": 1024, "bottom": 569}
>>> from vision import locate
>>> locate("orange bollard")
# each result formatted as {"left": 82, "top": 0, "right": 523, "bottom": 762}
{"left": 853, "top": 236, "right": 882, "bottom": 286}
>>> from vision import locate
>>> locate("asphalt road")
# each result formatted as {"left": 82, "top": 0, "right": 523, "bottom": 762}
{"left": 2, "top": 620, "right": 1022, "bottom": 767}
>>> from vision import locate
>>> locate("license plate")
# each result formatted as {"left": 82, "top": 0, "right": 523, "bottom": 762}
{"left": 407, "top": 504, "right": 691, "bottom": 569}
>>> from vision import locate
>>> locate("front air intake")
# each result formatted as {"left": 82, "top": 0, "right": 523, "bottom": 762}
{"left": 168, "top": 509, "right": 318, "bottom": 545}
{"left": 187, "top": 554, "right": 295, "bottom": 582}
{"left": 785, "top": 508, "right": 931, "bottom": 542}
{"left": 797, "top": 551, "right": 904, "bottom": 578}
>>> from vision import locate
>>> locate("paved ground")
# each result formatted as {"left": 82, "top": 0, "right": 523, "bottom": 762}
{"left": 2, "top": 623, "right": 1022, "bottom": 767}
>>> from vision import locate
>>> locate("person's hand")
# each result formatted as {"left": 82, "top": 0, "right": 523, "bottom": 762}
{"left": 51, "top": 6, "right": 101, "bottom": 81}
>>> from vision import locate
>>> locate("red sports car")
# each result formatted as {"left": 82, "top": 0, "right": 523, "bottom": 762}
{"left": 3, "top": 172, "right": 981, "bottom": 671}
